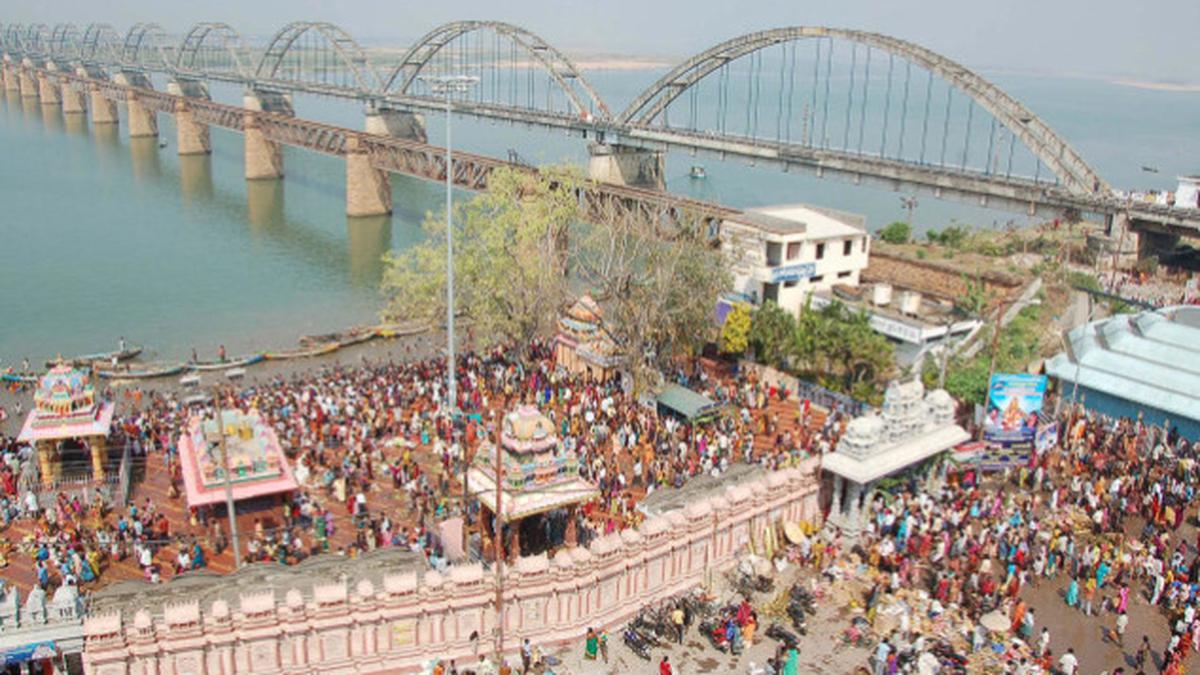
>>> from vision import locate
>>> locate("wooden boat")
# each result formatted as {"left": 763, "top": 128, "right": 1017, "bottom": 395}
{"left": 47, "top": 345, "right": 143, "bottom": 368}
{"left": 373, "top": 323, "right": 429, "bottom": 339}
{"left": 1, "top": 372, "right": 37, "bottom": 384}
{"left": 188, "top": 354, "right": 265, "bottom": 372}
{"left": 263, "top": 342, "right": 339, "bottom": 360}
{"left": 300, "top": 326, "right": 376, "bottom": 349}
{"left": 97, "top": 362, "right": 187, "bottom": 380}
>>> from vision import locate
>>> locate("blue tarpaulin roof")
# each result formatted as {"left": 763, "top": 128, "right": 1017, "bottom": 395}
{"left": 656, "top": 384, "right": 723, "bottom": 421}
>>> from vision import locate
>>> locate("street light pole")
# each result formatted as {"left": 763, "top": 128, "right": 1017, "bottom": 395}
{"left": 420, "top": 73, "right": 479, "bottom": 553}
{"left": 211, "top": 387, "right": 241, "bottom": 568}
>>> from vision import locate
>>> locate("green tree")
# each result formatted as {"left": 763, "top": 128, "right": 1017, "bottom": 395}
{"left": 719, "top": 302, "right": 752, "bottom": 354}
{"left": 380, "top": 166, "right": 580, "bottom": 353}
{"left": 792, "top": 299, "right": 895, "bottom": 404}
{"left": 575, "top": 204, "right": 731, "bottom": 393}
{"left": 748, "top": 301, "right": 796, "bottom": 369}
{"left": 878, "top": 221, "right": 911, "bottom": 244}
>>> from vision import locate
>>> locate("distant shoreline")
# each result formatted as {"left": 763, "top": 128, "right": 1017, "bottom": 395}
{"left": 1110, "top": 79, "right": 1200, "bottom": 93}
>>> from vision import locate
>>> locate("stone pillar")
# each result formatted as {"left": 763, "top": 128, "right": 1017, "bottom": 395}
{"left": 244, "top": 114, "right": 284, "bottom": 180}
{"left": 38, "top": 442, "right": 54, "bottom": 487}
{"left": 18, "top": 70, "right": 38, "bottom": 99}
{"left": 2, "top": 66, "right": 18, "bottom": 93}
{"left": 173, "top": 100, "right": 211, "bottom": 155}
{"left": 345, "top": 135, "right": 392, "bottom": 217}
{"left": 37, "top": 73, "right": 60, "bottom": 105}
{"left": 587, "top": 142, "right": 665, "bottom": 189}
{"left": 126, "top": 93, "right": 158, "bottom": 138}
{"left": 845, "top": 482, "right": 863, "bottom": 527}
{"left": 91, "top": 439, "right": 105, "bottom": 483}
{"left": 89, "top": 85, "right": 118, "bottom": 125}
{"left": 364, "top": 107, "right": 427, "bottom": 142}
{"left": 61, "top": 82, "right": 85, "bottom": 115}
{"left": 831, "top": 475, "right": 845, "bottom": 515}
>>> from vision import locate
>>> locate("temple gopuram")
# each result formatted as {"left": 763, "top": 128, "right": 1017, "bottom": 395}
{"left": 467, "top": 406, "right": 599, "bottom": 559}
{"left": 553, "top": 294, "right": 621, "bottom": 381}
{"left": 17, "top": 362, "right": 115, "bottom": 485}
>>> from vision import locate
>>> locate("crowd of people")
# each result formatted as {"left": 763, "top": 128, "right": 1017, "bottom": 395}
{"left": 824, "top": 406, "right": 1200, "bottom": 673}
{"left": 0, "top": 336, "right": 844, "bottom": 600}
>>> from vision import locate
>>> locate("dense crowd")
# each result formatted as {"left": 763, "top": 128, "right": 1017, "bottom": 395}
{"left": 0, "top": 337, "right": 845, "bottom": 597}
{"left": 829, "top": 407, "right": 1199, "bottom": 673}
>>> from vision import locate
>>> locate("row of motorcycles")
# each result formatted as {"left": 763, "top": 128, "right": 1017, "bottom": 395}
{"left": 622, "top": 593, "right": 710, "bottom": 660}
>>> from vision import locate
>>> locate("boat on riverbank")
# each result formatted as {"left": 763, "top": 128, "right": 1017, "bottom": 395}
{"left": 1, "top": 372, "right": 37, "bottom": 384}
{"left": 300, "top": 326, "right": 377, "bottom": 349}
{"left": 96, "top": 362, "right": 187, "bottom": 380}
{"left": 46, "top": 345, "right": 143, "bottom": 368}
{"left": 263, "top": 343, "right": 340, "bottom": 360}
{"left": 187, "top": 354, "right": 265, "bottom": 372}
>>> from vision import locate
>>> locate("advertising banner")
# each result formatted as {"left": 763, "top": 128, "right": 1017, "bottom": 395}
{"left": 983, "top": 374, "right": 1046, "bottom": 445}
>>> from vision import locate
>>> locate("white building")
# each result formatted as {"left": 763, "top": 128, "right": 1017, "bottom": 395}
{"left": 721, "top": 204, "right": 870, "bottom": 316}
{"left": 824, "top": 379, "right": 969, "bottom": 534}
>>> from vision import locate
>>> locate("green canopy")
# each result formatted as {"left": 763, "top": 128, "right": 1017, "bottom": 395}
{"left": 656, "top": 384, "right": 722, "bottom": 421}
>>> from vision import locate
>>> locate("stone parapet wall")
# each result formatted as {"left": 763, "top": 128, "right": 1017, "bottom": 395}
{"left": 82, "top": 460, "right": 821, "bottom": 674}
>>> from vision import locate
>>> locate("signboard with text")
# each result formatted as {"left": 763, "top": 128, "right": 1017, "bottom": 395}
{"left": 771, "top": 262, "right": 817, "bottom": 283}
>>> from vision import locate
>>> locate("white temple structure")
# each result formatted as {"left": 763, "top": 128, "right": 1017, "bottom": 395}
{"left": 824, "top": 379, "right": 968, "bottom": 533}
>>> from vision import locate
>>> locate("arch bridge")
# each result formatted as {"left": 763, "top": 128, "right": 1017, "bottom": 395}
{"left": 1, "top": 19, "right": 1198, "bottom": 239}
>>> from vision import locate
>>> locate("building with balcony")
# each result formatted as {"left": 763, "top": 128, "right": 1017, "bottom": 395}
{"left": 720, "top": 204, "right": 870, "bottom": 316}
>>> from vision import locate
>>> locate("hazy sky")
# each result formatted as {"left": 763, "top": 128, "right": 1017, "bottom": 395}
{"left": 8, "top": 0, "right": 1200, "bottom": 82}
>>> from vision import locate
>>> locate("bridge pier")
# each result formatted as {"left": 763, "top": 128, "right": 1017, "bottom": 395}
{"left": 37, "top": 73, "right": 60, "bottom": 105}
{"left": 587, "top": 142, "right": 665, "bottom": 190}
{"left": 126, "top": 93, "right": 158, "bottom": 138}
{"left": 345, "top": 135, "right": 392, "bottom": 217}
{"left": 364, "top": 106, "right": 427, "bottom": 142}
{"left": 244, "top": 114, "right": 284, "bottom": 180}
{"left": 1135, "top": 226, "right": 1180, "bottom": 262}
{"left": 173, "top": 100, "right": 211, "bottom": 155}
{"left": 18, "top": 70, "right": 38, "bottom": 99}
{"left": 89, "top": 84, "right": 118, "bottom": 125}
{"left": 61, "top": 82, "right": 85, "bottom": 115}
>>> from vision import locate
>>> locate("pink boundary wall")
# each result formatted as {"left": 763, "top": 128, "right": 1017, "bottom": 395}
{"left": 82, "top": 459, "right": 821, "bottom": 675}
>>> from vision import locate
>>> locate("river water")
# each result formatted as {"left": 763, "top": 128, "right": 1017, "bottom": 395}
{"left": 1, "top": 70, "right": 1197, "bottom": 365}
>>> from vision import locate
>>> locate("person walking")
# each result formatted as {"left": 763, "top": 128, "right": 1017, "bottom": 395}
{"left": 520, "top": 638, "right": 531, "bottom": 673}
{"left": 1135, "top": 635, "right": 1151, "bottom": 671}
{"left": 1114, "top": 611, "right": 1129, "bottom": 646}
{"left": 659, "top": 655, "right": 673, "bottom": 675}
{"left": 671, "top": 604, "right": 686, "bottom": 644}
{"left": 598, "top": 628, "right": 608, "bottom": 663}
{"left": 1058, "top": 647, "right": 1078, "bottom": 675}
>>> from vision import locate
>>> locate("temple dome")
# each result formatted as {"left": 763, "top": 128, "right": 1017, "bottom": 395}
{"left": 502, "top": 406, "right": 556, "bottom": 447}
{"left": 34, "top": 363, "right": 96, "bottom": 417}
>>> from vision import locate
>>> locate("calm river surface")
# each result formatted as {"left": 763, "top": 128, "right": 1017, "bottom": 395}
{"left": 1, "top": 71, "right": 1197, "bottom": 364}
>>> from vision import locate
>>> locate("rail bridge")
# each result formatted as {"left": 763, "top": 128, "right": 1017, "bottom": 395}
{"left": 2, "top": 19, "right": 1197, "bottom": 254}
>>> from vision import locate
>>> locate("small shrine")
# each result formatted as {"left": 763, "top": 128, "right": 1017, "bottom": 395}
{"left": 554, "top": 294, "right": 621, "bottom": 380}
{"left": 177, "top": 410, "right": 298, "bottom": 509}
{"left": 823, "top": 379, "right": 968, "bottom": 533}
{"left": 467, "top": 406, "right": 599, "bottom": 559}
{"left": 17, "top": 362, "right": 115, "bottom": 485}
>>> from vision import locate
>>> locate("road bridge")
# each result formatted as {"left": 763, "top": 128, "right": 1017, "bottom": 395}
{"left": 2, "top": 19, "right": 1199, "bottom": 255}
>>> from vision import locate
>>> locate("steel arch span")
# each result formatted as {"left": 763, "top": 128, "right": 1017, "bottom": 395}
{"left": 122, "top": 22, "right": 175, "bottom": 71}
{"left": 620, "top": 26, "right": 1108, "bottom": 196}
{"left": 255, "top": 21, "right": 382, "bottom": 95}
{"left": 80, "top": 23, "right": 121, "bottom": 65}
{"left": 22, "top": 23, "right": 50, "bottom": 58}
{"left": 176, "top": 22, "right": 251, "bottom": 80}
{"left": 49, "top": 23, "right": 81, "bottom": 61}
{"left": 382, "top": 20, "right": 611, "bottom": 120}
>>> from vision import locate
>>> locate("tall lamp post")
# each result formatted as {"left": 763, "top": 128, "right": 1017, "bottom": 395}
{"left": 419, "top": 73, "right": 480, "bottom": 555}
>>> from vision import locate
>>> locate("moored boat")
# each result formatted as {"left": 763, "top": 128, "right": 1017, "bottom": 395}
{"left": 1, "top": 372, "right": 38, "bottom": 384}
{"left": 188, "top": 354, "right": 265, "bottom": 372}
{"left": 96, "top": 362, "right": 187, "bottom": 380}
{"left": 263, "top": 343, "right": 339, "bottom": 360}
{"left": 46, "top": 345, "right": 143, "bottom": 368}
{"left": 300, "top": 326, "right": 375, "bottom": 348}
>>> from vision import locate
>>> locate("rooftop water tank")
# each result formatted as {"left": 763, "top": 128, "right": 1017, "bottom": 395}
{"left": 899, "top": 290, "right": 922, "bottom": 315}
{"left": 872, "top": 283, "right": 893, "bottom": 306}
